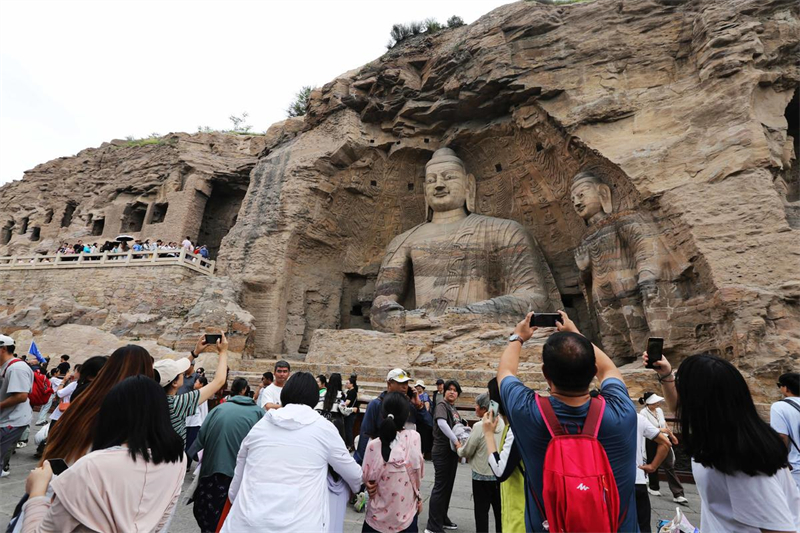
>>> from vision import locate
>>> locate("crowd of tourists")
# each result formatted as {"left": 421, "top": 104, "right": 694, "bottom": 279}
{"left": 1, "top": 309, "right": 799, "bottom": 533}
{"left": 53, "top": 236, "right": 210, "bottom": 259}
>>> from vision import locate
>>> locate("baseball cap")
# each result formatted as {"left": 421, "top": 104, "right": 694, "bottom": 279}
{"left": 387, "top": 368, "right": 411, "bottom": 383}
{"left": 414, "top": 380, "right": 426, "bottom": 389}
{"left": 153, "top": 357, "right": 192, "bottom": 387}
{"left": 0, "top": 335, "right": 14, "bottom": 347}
{"left": 645, "top": 394, "right": 665, "bottom": 405}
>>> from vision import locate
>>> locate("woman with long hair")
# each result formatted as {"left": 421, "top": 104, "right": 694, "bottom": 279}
{"left": 43, "top": 345, "right": 154, "bottom": 464}
{"left": 344, "top": 375, "right": 359, "bottom": 450}
{"left": 316, "top": 373, "right": 354, "bottom": 442}
{"left": 69, "top": 355, "right": 108, "bottom": 401}
{"left": 23, "top": 375, "right": 186, "bottom": 532}
{"left": 645, "top": 352, "right": 800, "bottom": 532}
{"left": 362, "top": 391, "right": 423, "bottom": 533}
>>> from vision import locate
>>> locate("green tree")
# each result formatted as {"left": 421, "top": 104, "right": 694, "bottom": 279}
{"left": 447, "top": 15, "right": 465, "bottom": 28}
{"left": 286, "top": 86, "right": 312, "bottom": 118}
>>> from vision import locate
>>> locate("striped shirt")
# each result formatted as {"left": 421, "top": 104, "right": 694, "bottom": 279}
{"left": 166, "top": 389, "right": 200, "bottom": 442}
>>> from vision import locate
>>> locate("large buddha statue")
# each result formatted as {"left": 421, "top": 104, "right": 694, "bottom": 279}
{"left": 570, "top": 168, "right": 686, "bottom": 360}
{"left": 371, "top": 148, "right": 561, "bottom": 332}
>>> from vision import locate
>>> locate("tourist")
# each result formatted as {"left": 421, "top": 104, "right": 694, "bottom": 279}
{"left": 185, "top": 375, "right": 209, "bottom": 468}
{"left": 432, "top": 379, "right": 445, "bottom": 406}
{"left": 498, "top": 311, "right": 637, "bottom": 533}
{"left": 638, "top": 391, "right": 687, "bottom": 503}
{"left": 48, "top": 366, "right": 79, "bottom": 428}
{"left": 456, "top": 392, "right": 503, "bottom": 533}
{"left": 155, "top": 332, "right": 229, "bottom": 443}
{"left": 220, "top": 372, "right": 362, "bottom": 532}
{"left": 260, "top": 360, "right": 290, "bottom": 410}
{"left": 483, "top": 378, "right": 525, "bottom": 533}
{"left": 415, "top": 380, "right": 434, "bottom": 457}
{"left": 646, "top": 352, "right": 800, "bottom": 532}
{"left": 771, "top": 372, "right": 800, "bottom": 491}
{"left": 344, "top": 375, "right": 359, "bottom": 450}
{"left": 318, "top": 373, "right": 328, "bottom": 394}
{"left": 22, "top": 375, "right": 186, "bottom": 532}
{"left": 199, "top": 244, "right": 209, "bottom": 259}
{"left": 177, "top": 357, "right": 200, "bottom": 395}
{"left": 43, "top": 345, "right": 155, "bottom": 464}
{"left": 355, "top": 368, "right": 413, "bottom": 464}
{"left": 316, "top": 372, "right": 353, "bottom": 442}
{"left": 193, "top": 376, "right": 263, "bottom": 533}
{"left": 0, "top": 335, "right": 33, "bottom": 478}
{"left": 182, "top": 236, "right": 194, "bottom": 253}
{"left": 426, "top": 379, "right": 463, "bottom": 533}
{"left": 70, "top": 355, "right": 108, "bottom": 401}
{"left": 362, "top": 391, "right": 423, "bottom": 533}
{"left": 635, "top": 412, "right": 671, "bottom": 533}
{"left": 253, "top": 371, "right": 273, "bottom": 405}
{"left": 36, "top": 362, "right": 68, "bottom": 426}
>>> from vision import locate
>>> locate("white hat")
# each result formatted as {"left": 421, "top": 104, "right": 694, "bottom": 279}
{"left": 645, "top": 394, "right": 665, "bottom": 405}
{"left": 414, "top": 380, "right": 426, "bottom": 389}
{"left": 0, "top": 335, "right": 14, "bottom": 347}
{"left": 153, "top": 357, "right": 192, "bottom": 387}
{"left": 386, "top": 368, "right": 411, "bottom": 383}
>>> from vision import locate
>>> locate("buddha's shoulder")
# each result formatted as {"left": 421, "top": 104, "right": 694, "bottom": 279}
{"left": 467, "top": 213, "right": 526, "bottom": 231}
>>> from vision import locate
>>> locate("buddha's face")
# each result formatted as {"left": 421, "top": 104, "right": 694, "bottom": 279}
{"left": 571, "top": 181, "right": 604, "bottom": 221}
{"left": 425, "top": 161, "right": 468, "bottom": 213}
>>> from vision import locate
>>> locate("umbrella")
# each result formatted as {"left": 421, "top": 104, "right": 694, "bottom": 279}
{"left": 115, "top": 235, "right": 135, "bottom": 242}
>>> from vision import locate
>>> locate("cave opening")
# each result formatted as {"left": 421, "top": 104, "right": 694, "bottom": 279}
{"left": 121, "top": 203, "right": 148, "bottom": 233}
{"left": 785, "top": 87, "right": 799, "bottom": 203}
{"left": 18, "top": 217, "right": 29, "bottom": 235}
{"left": 61, "top": 202, "right": 77, "bottom": 228}
{"left": 197, "top": 181, "right": 247, "bottom": 259}
{"left": 1, "top": 221, "right": 14, "bottom": 245}
{"left": 44, "top": 209, "right": 53, "bottom": 225}
{"left": 30, "top": 227, "right": 41, "bottom": 241}
{"left": 91, "top": 219, "right": 105, "bottom": 236}
{"left": 149, "top": 202, "right": 168, "bottom": 224}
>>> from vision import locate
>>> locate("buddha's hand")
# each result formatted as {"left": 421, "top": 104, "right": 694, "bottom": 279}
{"left": 370, "top": 297, "right": 406, "bottom": 332}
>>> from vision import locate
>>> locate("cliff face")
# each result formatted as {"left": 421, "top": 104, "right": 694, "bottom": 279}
{"left": 0, "top": 0, "right": 798, "bottom": 395}
{"left": 217, "top": 0, "right": 798, "bottom": 391}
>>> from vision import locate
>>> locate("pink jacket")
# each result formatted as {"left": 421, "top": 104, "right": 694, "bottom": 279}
{"left": 362, "top": 430, "right": 423, "bottom": 533}
{"left": 22, "top": 447, "right": 186, "bottom": 533}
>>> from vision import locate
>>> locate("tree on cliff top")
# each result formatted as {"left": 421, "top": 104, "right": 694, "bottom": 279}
{"left": 286, "top": 86, "right": 312, "bottom": 118}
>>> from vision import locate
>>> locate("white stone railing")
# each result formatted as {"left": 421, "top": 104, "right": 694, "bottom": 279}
{"left": 0, "top": 248, "right": 215, "bottom": 275}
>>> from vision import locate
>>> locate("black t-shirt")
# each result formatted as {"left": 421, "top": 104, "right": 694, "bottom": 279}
{"left": 345, "top": 388, "right": 357, "bottom": 408}
{"left": 432, "top": 401, "right": 462, "bottom": 455}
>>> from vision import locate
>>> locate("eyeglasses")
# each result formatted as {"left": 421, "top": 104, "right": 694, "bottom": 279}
{"left": 777, "top": 382, "right": 785, "bottom": 388}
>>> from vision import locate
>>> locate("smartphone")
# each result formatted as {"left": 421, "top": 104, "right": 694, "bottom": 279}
{"left": 645, "top": 337, "right": 664, "bottom": 369}
{"left": 48, "top": 458, "right": 69, "bottom": 476}
{"left": 531, "top": 313, "right": 561, "bottom": 328}
{"left": 204, "top": 334, "right": 222, "bottom": 346}
{"left": 489, "top": 400, "right": 500, "bottom": 417}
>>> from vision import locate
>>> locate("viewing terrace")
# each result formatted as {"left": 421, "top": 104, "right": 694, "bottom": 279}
{"left": 0, "top": 248, "right": 215, "bottom": 275}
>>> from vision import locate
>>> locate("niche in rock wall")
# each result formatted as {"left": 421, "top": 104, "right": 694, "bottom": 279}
{"left": 30, "top": 227, "right": 41, "bottom": 241}
{"left": 61, "top": 202, "right": 77, "bottom": 228}
{"left": 44, "top": 209, "right": 53, "bottom": 225}
{"left": 121, "top": 202, "right": 148, "bottom": 233}
{"left": 339, "top": 274, "right": 373, "bottom": 330}
{"left": 197, "top": 182, "right": 246, "bottom": 258}
{"left": 91, "top": 219, "right": 105, "bottom": 236}
{"left": 149, "top": 202, "right": 168, "bottom": 224}
{"left": 1, "top": 221, "right": 14, "bottom": 245}
{"left": 18, "top": 217, "right": 29, "bottom": 235}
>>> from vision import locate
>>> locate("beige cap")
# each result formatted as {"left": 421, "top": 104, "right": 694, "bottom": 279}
{"left": 153, "top": 357, "right": 192, "bottom": 387}
{"left": 386, "top": 368, "right": 411, "bottom": 383}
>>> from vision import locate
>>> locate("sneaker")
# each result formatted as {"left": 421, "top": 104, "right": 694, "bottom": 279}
{"left": 0, "top": 470, "right": 9, "bottom": 478}
{"left": 353, "top": 491, "right": 367, "bottom": 512}
{"left": 673, "top": 496, "right": 689, "bottom": 505}
{"left": 35, "top": 420, "right": 47, "bottom": 426}
{"left": 443, "top": 523, "right": 458, "bottom": 530}
{"left": 647, "top": 488, "right": 661, "bottom": 496}
{"left": 16, "top": 441, "right": 27, "bottom": 448}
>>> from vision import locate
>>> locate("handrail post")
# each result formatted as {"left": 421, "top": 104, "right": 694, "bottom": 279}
{"left": 100, "top": 251, "right": 107, "bottom": 264}
{"left": 126, "top": 250, "right": 132, "bottom": 264}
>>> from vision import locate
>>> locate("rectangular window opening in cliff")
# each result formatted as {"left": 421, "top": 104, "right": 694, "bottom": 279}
{"left": 1, "top": 222, "right": 14, "bottom": 245}
{"left": 18, "top": 217, "right": 29, "bottom": 235}
{"left": 121, "top": 202, "right": 148, "bottom": 233}
{"left": 785, "top": 88, "right": 799, "bottom": 203}
{"left": 44, "top": 209, "right": 53, "bottom": 225}
{"left": 91, "top": 219, "right": 105, "bottom": 237}
{"left": 30, "top": 227, "right": 41, "bottom": 241}
{"left": 61, "top": 202, "right": 77, "bottom": 228}
{"left": 197, "top": 182, "right": 247, "bottom": 259}
{"left": 149, "top": 202, "right": 168, "bottom": 224}
{"left": 339, "top": 273, "right": 373, "bottom": 330}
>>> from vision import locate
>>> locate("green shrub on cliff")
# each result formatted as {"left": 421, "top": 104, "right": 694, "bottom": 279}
{"left": 286, "top": 86, "right": 312, "bottom": 118}
{"left": 386, "top": 16, "right": 461, "bottom": 49}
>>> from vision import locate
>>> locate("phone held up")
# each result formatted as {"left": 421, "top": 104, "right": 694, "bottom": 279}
{"left": 645, "top": 337, "right": 664, "bottom": 369}
{"left": 49, "top": 458, "right": 69, "bottom": 476}
{"left": 489, "top": 400, "right": 500, "bottom": 417}
{"left": 530, "top": 312, "right": 561, "bottom": 328}
{"left": 204, "top": 334, "right": 222, "bottom": 346}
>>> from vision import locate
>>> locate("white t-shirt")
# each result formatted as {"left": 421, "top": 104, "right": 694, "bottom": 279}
{"left": 50, "top": 381, "right": 78, "bottom": 421}
{"left": 636, "top": 414, "right": 662, "bottom": 485}
{"left": 186, "top": 400, "right": 208, "bottom": 428}
{"left": 182, "top": 239, "right": 193, "bottom": 251}
{"left": 640, "top": 405, "right": 666, "bottom": 429}
{"left": 771, "top": 397, "right": 800, "bottom": 491}
{"left": 259, "top": 383, "right": 283, "bottom": 408}
{"left": 693, "top": 461, "right": 800, "bottom": 533}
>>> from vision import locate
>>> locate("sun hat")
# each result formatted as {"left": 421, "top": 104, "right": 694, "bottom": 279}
{"left": 386, "top": 368, "right": 411, "bottom": 383}
{"left": 153, "top": 357, "right": 192, "bottom": 387}
{"left": 414, "top": 379, "right": 426, "bottom": 389}
{"left": 645, "top": 393, "right": 665, "bottom": 405}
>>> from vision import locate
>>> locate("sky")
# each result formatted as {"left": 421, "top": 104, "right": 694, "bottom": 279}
{"left": 0, "top": 0, "right": 512, "bottom": 185}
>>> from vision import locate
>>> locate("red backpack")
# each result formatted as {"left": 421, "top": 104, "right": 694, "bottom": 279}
{"left": 532, "top": 393, "right": 621, "bottom": 533}
{"left": 4, "top": 360, "right": 54, "bottom": 407}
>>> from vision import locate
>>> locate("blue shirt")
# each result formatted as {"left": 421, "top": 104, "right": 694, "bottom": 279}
{"left": 501, "top": 376, "right": 638, "bottom": 533}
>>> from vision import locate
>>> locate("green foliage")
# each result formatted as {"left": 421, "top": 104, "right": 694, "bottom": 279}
{"left": 425, "top": 18, "right": 444, "bottom": 33}
{"left": 286, "top": 86, "right": 312, "bottom": 118}
{"left": 447, "top": 15, "right": 465, "bottom": 28}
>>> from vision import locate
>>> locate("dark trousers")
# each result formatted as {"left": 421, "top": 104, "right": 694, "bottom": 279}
{"left": 472, "top": 478, "right": 502, "bottom": 533}
{"left": 345, "top": 413, "right": 357, "bottom": 449}
{"left": 634, "top": 484, "right": 651, "bottom": 533}
{"left": 645, "top": 440, "right": 684, "bottom": 497}
{"left": 1, "top": 426, "right": 26, "bottom": 470}
{"left": 417, "top": 424, "right": 433, "bottom": 457}
{"left": 193, "top": 473, "right": 233, "bottom": 533}
{"left": 426, "top": 450, "right": 459, "bottom": 532}
{"left": 362, "top": 514, "right": 419, "bottom": 532}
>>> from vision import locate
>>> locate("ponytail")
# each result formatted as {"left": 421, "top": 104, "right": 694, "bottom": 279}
{"left": 639, "top": 391, "right": 654, "bottom": 405}
{"left": 379, "top": 392, "right": 410, "bottom": 462}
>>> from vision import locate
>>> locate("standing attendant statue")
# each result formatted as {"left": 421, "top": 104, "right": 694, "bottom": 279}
{"left": 371, "top": 148, "right": 561, "bottom": 332}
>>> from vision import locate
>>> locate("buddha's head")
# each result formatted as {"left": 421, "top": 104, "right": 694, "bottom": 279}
{"left": 571, "top": 169, "right": 613, "bottom": 224}
{"left": 424, "top": 148, "right": 476, "bottom": 220}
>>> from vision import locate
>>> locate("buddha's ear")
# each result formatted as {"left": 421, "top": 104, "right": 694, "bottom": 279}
{"left": 424, "top": 195, "right": 432, "bottom": 221}
{"left": 466, "top": 173, "right": 477, "bottom": 214}
{"left": 598, "top": 183, "right": 613, "bottom": 214}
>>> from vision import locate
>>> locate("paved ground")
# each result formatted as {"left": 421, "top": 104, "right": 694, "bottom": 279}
{"left": 2, "top": 420, "right": 701, "bottom": 532}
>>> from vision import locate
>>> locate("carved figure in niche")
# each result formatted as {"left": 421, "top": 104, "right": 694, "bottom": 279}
{"left": 571, "top": 168, "right": 684, "bottom": 361}
{"left": 371, "top": 148, "right": 561, "bottom": 332}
